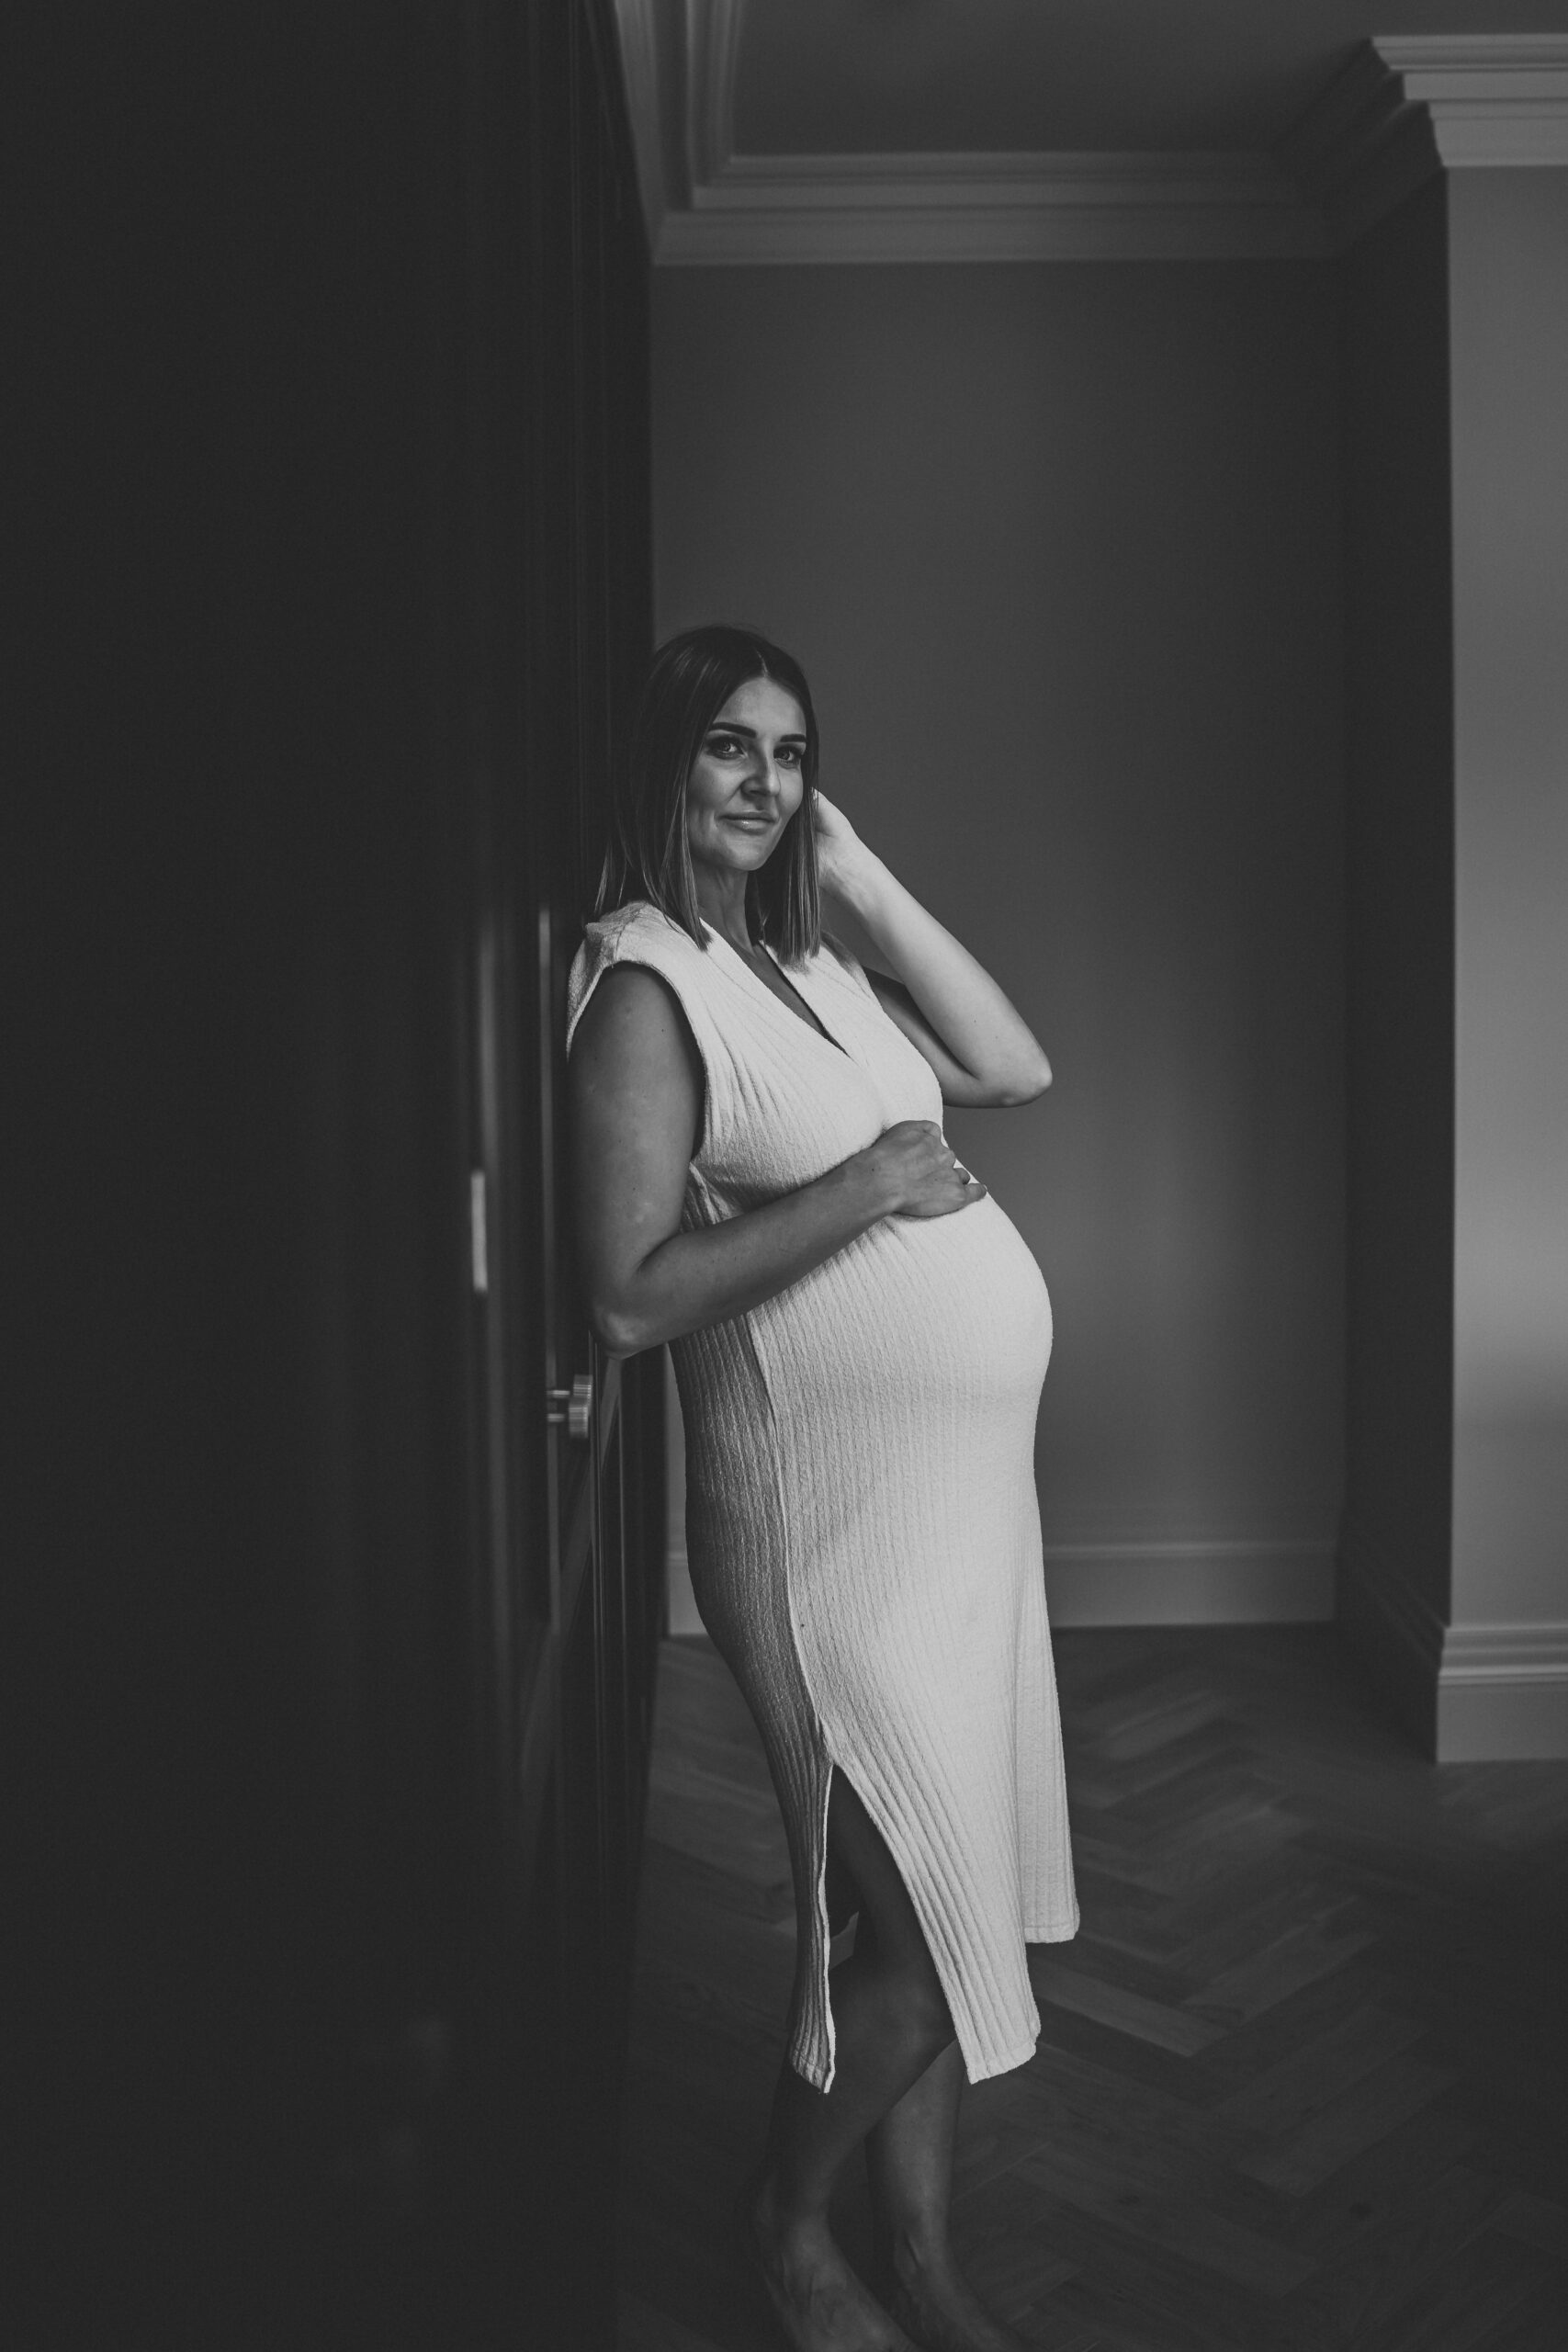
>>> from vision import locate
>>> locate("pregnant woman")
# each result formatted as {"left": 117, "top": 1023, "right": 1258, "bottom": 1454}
{"left": 569, "top": 626, "right": 1077, "bottom": 2352}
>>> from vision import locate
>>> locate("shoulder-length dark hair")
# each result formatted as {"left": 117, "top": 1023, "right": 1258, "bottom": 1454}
{"left": 596, "top": 623, "right": 822, "bottom": 966}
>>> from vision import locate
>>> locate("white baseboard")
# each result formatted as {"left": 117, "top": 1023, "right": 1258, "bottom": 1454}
{"left": 667, "top": 1538, "right": 1337, "bottom": 1639}
{"left": 1339, "top": 1524, "right": 1568, "bottom": 1759}
{"left": 1437, "top": 1619, "right": 1568, "bottom": 1760}
{"left": 1043, "top": 1541, "right": 1336, "bottom": 1627}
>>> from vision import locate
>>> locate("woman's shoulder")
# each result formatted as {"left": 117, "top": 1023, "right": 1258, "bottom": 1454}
{"left": 580, "top": 898, "right": 705, "bottom": 971}
{"left": 568, "top": 899, "right": 711, "bottom": 1051}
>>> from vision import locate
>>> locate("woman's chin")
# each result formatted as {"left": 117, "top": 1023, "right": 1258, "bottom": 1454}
{"left": 694, "top": 834, "right": 778, "bottom": 875}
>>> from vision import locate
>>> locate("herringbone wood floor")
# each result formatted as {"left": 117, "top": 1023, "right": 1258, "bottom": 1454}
{"left": 616, "top": 1629, "right": 1568, "bottom": 2352}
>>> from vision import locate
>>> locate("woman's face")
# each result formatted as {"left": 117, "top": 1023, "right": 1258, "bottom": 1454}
{"left": 684, "top": 676, "right": 808, "bottom": 882}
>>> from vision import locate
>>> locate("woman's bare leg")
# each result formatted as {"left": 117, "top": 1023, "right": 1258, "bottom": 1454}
{"left": 868, "top": 2046, "right": 1031, "bottom": 2352}
{"left": 742, "top": 1770, "right": 953, "bottom": 2352}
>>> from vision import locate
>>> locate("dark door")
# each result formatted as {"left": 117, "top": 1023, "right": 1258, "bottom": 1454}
{"left": 23, "top": 5, "right": 659, "bottom": 2346}
{"left": 453, "top": 3, "right": 660, "bottom": 2341}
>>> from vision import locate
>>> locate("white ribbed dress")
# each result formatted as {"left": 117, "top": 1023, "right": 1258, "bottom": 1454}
{"left": 567, "top": 900, "right": 1077, "bottom": 2089}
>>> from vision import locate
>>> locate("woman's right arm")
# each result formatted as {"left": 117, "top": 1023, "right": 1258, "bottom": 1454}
{"left": 570, "top": 965, "right": 986, "bottom": 1359}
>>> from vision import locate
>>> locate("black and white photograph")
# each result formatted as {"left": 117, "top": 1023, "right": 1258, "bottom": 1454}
{"left": 17, "top": 6, "right": 1568, "bottom": 2348}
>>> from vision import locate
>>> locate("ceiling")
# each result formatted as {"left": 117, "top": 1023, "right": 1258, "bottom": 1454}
{"left": 731, "top": 0, "right": 1568, "bottom": 156}
{"left": 615, "top": 6, "right": 1568, "bottom": 262}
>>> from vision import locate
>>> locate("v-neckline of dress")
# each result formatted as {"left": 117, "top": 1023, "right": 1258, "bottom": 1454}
{"left": 704, "top": 925, "right": 850, "bottom": 1058}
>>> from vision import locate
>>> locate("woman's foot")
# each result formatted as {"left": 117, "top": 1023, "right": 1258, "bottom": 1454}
{"left": 738, "top": 2174, "right": 922, "bottom": 2352}
{"left": 882, "top": 2238, "right": 1032, "bottom": 2352}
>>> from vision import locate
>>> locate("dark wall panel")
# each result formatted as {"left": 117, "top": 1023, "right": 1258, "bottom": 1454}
{"left": 21, "top": 6, "right": 654, "bottom": 2344}
{"left": 1337, "top": 174, "right": 1457, "bottom": 1744}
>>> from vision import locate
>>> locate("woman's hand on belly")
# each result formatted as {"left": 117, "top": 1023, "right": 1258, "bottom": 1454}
{"left": 571, "top": 972, "right": 984, "bottom": 1357}
{"left": 859, "top": 1120, "right": 987, "bottom": 1219}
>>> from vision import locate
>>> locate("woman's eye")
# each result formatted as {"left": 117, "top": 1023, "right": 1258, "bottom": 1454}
{"left": 777, "top": 745, "right": 803, "bottom": 767}
{"left": 705, "top": 733, "right": 743, "bottom": 759}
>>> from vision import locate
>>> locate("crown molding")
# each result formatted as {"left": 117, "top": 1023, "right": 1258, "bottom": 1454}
{"left": 1383, "top": 33, "right": 1568, "bottom": 167}
{"left": 662, "top": 149, "right": 1327, "bottom": 265}
{"left": 1282, "top": 34, "right": 1568, "bottom": 249}
{"left": 615, "top": 0, "right": 1325, "bottom": 262}
{"left": 613, "top": 12, "right": 1568, "bottom": 268}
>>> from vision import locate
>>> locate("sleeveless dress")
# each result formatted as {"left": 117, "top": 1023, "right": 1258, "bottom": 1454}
{"left": 567, "top": 900, "right": 1077, "bottom": 2089}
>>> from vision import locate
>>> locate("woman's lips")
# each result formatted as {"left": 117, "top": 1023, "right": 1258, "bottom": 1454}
{"left": 724, "top": 814, "right": 776, "bottom": 831}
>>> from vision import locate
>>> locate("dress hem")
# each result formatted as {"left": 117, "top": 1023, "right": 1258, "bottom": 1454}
{"left": 964, "top": 2034, "right": 1042, "bottom": 2086}
{"left": 1024, "top": 1912, "right": 1081, "bottom": 1944}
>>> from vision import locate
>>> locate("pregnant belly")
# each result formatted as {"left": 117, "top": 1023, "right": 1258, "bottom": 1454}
{"left": 752, "top": 1193, "right": 1053, "bottom": 1432}
{"left": 735, "top": 1196, "right": 1052, "bottom": 1626}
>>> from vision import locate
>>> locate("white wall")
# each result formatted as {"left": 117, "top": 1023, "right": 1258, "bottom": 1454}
{"left": 654, "top": 259, "right": 1347, "bottom": 1624}
{"left": 1337, "top": 166, "right": 1568, "bottom": 1760}
{"left": 1448, "top": 169, "right": 1568, "bottom": 1751}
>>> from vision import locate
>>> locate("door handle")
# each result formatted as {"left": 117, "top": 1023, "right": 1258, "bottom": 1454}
{"left": 547, "top": 1372, "right": 593, "bottom": 1442}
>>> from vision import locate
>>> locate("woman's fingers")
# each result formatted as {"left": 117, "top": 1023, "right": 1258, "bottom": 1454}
{"left": 945, "top": 1146, "right": 986, "bottom": 1205}
{"left": 866, "top": 1120, "right": 985, "bottom": 1216}
{"left": 926, "top": 1136, "right": 985, "bottom": 1213}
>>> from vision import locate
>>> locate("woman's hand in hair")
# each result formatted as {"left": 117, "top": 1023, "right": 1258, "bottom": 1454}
{"left": 809, "top": 786, "right": 873, "bottom": 901}
{"left": 808, "top": 786, "right": 1052, "bottom": 1112}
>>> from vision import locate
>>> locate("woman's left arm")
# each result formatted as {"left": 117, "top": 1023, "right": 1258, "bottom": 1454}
{"left": 814, "top": 790, "right": 1052, "bottom": 1109}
